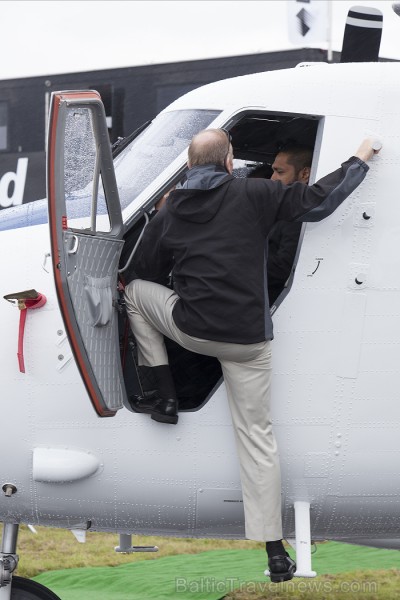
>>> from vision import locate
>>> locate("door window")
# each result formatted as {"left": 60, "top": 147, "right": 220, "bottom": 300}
{"left": 63, "top": 107, "right": 111, "bottom": 232}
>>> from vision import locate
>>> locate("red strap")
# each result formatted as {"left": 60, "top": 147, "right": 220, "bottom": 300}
{"left": 17, "top": 293, "right": 47, "bottom": 373}
{"left": 17, "top": 309, "right": 27, "bottom": 373}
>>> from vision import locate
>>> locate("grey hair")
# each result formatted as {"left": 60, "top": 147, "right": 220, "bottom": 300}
{"left": 188, "top": 129, "right": 230, "bottom": 167}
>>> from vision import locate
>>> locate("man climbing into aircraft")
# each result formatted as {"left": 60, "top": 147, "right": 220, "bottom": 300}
{"left": 250, "top": 144, "right": 312, "bottom": 304}
{"left": 124, "top": 130, "right": 380, "bottom": 583}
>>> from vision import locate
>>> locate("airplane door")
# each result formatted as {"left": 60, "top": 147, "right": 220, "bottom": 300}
{"left": 47, "top": 91, "right": 127, "bottom": 417}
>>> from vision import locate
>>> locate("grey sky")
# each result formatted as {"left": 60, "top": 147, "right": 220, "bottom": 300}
{"left": 1, "top": 0, "right": 399, "bottom": 79}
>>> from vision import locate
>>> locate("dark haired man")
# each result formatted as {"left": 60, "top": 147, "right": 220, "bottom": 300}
{"left": 268, "top": 144, "right": 312, "bottom": 304}
{"left": 271, "top": 144, "right": 312, "bottom": 185}
{"left": 124, "top": 129, "right": 380, "bottom": 582}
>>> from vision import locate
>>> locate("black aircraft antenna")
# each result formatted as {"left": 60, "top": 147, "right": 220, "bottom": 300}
{"left": 340, "top": 5, "right": 383, "bottom": 63}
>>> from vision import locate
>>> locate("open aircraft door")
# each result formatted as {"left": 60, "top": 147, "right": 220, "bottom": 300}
{"left": 47, "top": 91, "right": 127, "bottom": 417}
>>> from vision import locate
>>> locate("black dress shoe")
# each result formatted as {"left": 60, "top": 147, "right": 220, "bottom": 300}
{"left": 268, "top": 552, "right": 296, "bottom": 583}
{"left": 129, "top": 393, "right": 178, "bottom": 425}
{"left": 151, "top": 398, "right": 178, "bottom": 425}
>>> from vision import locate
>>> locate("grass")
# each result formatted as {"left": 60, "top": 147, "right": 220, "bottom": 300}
{"left": 12, "top": 525, "right": 262, "bottom": 579}
{"left": 225, "top": 570, "right": 400, "bottom": 600}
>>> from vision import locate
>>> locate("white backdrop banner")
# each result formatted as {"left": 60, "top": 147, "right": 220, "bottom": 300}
{"left": 287, "top": 0, "right": 329, "bottom": 45}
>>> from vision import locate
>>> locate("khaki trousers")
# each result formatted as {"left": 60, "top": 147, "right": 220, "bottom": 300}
{"left": 124, "top": 279, "right": 282, "bottom": 541}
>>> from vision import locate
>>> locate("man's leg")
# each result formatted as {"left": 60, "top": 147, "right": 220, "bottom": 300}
{"left": 218, "top": 341, "right": 282, "bottom": 542}
{"left": 124, "top": 280, "right": 294, "bottom": 578}
{"left": 124, "top": 280, "right": 178, "bottom": 366}
{"left": 124, "top": 279, "right": 180, "bottom": 423}
{"left": 220, "top": 345, "right": 296, "bottom": 582}
{"left": 124, "top": 281, "right": 282, "bottom": 530}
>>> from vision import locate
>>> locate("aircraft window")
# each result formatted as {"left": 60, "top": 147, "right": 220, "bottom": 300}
{"left": 229, "top": 113, "right": 319, "bottom": 163}
{"left": 229, "top": 111, "right": 320, "bottom": 309}
{"left": 63, "top": 107, "right": 111, "bottom": 232}
{"left": 114, "top": 109, "right": 220, "bottom": 212}
{"left": 0, "top": 102, "right": 7, "bottom": 151}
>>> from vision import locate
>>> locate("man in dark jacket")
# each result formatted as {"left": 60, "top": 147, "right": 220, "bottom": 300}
{"left": 268, "top": 144, "right": 312, "bottom": 304}
{"left": 124, "top": 129, "right": 379, "bottom": 582}
{"left": 250, "top": 144, "right": 313, "bottom": 305}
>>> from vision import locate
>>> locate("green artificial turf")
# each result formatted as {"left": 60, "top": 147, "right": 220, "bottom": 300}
{"left": 34, "top": 542, "right": 400, "bottom": 600}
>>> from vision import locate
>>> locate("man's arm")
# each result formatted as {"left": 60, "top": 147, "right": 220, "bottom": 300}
{"left": 133, "top": 208, "right": 174, "bottom": 283}
{"left": 272, "top": 138, "right": 381, "bottom": 224}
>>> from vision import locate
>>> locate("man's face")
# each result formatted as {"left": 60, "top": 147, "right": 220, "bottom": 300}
{"left": 270, "top": 153, "right": 298, "bottom": 185}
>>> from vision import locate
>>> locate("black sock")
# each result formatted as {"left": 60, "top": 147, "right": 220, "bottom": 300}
{"left": 137, "top": 366, "right": 158, "bottom": 393}
{"left": 266, "top": 540, "right": 285, "bottom": 557}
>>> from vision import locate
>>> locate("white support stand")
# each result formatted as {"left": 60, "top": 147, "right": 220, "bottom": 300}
{"left": 293, "top": 501, "right": 317, "bottom": 578}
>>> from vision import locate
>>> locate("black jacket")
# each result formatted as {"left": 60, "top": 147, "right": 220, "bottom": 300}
{"left": 134, "top": 158, "right": 368, "bottom": 344}
{"left": 267, "top": 220, "right": 303, "bottom": 305}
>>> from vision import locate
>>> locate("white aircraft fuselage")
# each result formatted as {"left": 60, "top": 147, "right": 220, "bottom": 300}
{"left": 0, "top": 62, "right": 399, "bottom": 554}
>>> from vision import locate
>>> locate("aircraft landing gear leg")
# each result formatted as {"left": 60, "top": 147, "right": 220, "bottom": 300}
{"left": 292, "top": 501, "right": 317, "bottom": 578}
{"left": 0, "top": 523, "right": 19, "bottom": 600}
{"left": 0, "top": 523, "right": 60, "bottom": 600}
